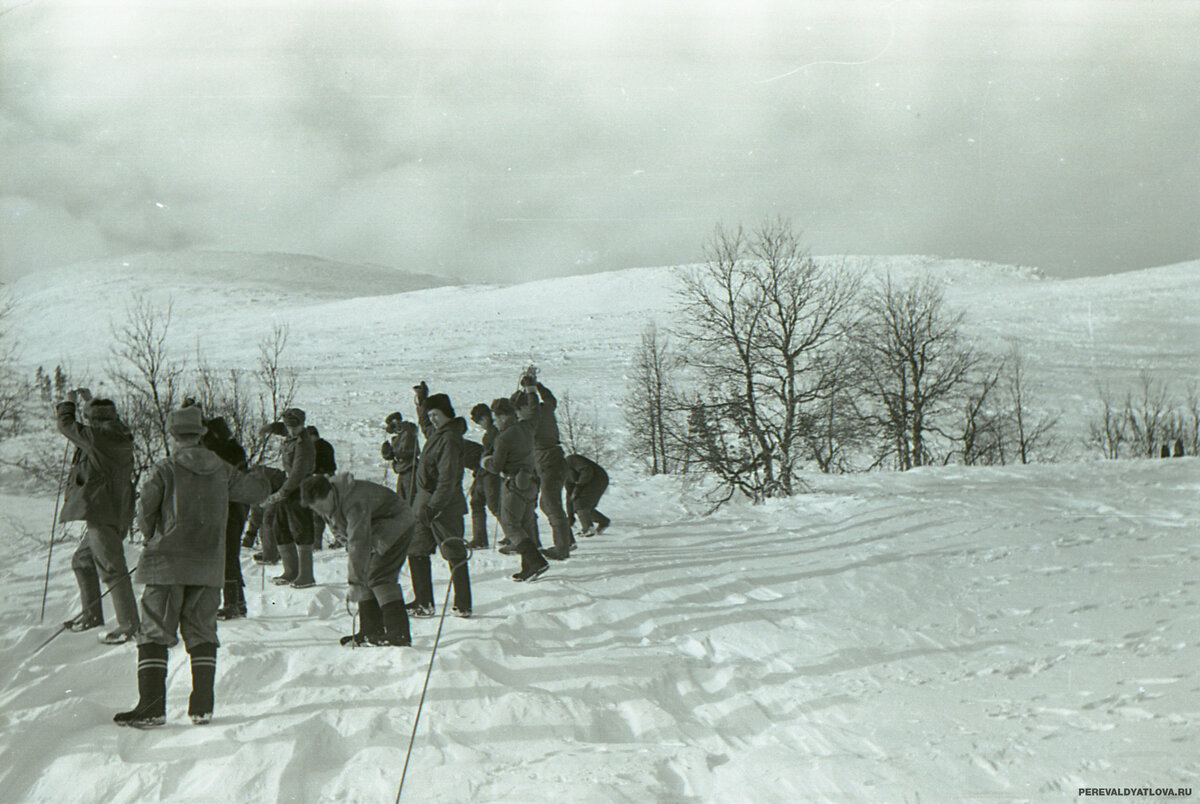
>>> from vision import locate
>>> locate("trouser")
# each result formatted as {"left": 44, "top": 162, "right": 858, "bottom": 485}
{"left": 349, "top": 534, "right": 410, "bottom": 606}
{"left": 498, "top": 479, "right": 539, "bottom": 549}
{"left": 534, "top": 445, "right": 572, "bottom": 552}
{"left": 222, "top": 503, "right": 249, "bottom": 611}
{"left": 311, "top": 510, "right": 326, "bottom": 549}
{"left": 570, "top": 476, "right": 610, "bottom": 532}
{"left": 468, "top": 474, "right": 490, "bottom": 544}
{"left": 410, "top": 510, "right": 471, "bottom": 612}
{"left": 71, "top": 521, "right": 139, "bottom": 633}
{"left": 394, "top": 468, "right": 417, "bottom": 503}
{"left": 272, "top": 493, "right": 314, "bottom": 546}
{"left": 137, "top": 584, "right": 221, "bottom": 648}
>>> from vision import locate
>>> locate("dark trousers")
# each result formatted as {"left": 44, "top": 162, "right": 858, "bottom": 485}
{"left": 222, "top": 504, "right": 249, "bottom": 610}
{"left": 534, "top": 445, "right": 572, "bottom": 552}
{"left": 71, "top": 521, "right": 139, "bottom": 632}
{"left": 498, "top": 480, "right": 538, "bottom": 549}
{"left": 272, "top": 493, "right": 314, "bottom": 546}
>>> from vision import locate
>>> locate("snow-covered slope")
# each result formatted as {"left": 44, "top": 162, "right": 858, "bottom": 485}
{"left": 1, "top": 458, "right": 1197, "bottom": 802}
{"left": 1, "top": 254, "right": 1198, "bottom": 802}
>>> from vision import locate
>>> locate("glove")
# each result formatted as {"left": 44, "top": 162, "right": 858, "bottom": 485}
{"left": 381, "top": 441, "right": 394, "bottom": 461}
{"left": 413, "top": 381, "right": 429, "bottom": 401}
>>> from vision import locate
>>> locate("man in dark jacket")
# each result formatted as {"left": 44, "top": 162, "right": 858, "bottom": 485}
{"left": 518, "top": 375, "right": 574, "bottom": 561}
{"left": 564, "top": 454, "right": 611, "bottom": 536}
{"left": 57, "top": 388, "right": 140, "bottom": 645}
{"left": 306, "top": 425, "right": 337, "bottom": 550}
{"left": 301, "top": 473, "right": 415, "bottom": 646}
{"left": 259, "top": 408, "right": 317, "bottom": 587}
{"left": 483, "top": 397, "right": 548, "bottom": 582}
{"left": 194, "top": 413, "right": 253, "bottom": 621}
{"left": 114, "top": 406, "right": 269, "bottom": 728}
{"left": 381, "top": 411, "right": 420, "bottom": 502}
{"left": 466, "top": 403, "right": 501, "bottom": 549}
{"left": 408, "top": 386, "right": 472, "bottom": 617}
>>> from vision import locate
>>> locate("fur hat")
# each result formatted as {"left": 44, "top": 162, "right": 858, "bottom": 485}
{"left": 281, "top": 407, "right": 306, "bottom": 427}
{"left": 87, "top": 399, "right": 120, "bottom": 422}
{"left": 167, "top": 406, "right": 205, "bottom": 437}
{"left": 423, "top": 393, "right": 455, "bottom": 420}
{"left": 490, "top": 397, "right": 516, "bottom": 418}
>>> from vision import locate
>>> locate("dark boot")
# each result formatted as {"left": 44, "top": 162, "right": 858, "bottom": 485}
{"left": 408, "top": 555, "right": 434, "bottom": 607}
{"left": 449, "top": 561, "right": 472, "bottom": 616}
{"left": 114, "top": 643, "right": 168, "bottom": 728}
{"left": 512, "top": 542, "right": 549, "bottom": 582}
{"left": 187, "top": 643, "right": 217, "bottom": 725}
{"left": 217, "top": 582, "right": 247, "bottom": 620}
{"left": 290, "top": 545, "right": 316, "bottom": 588}
{"left": 272, "top": 543, "right": 299, "bottom": 585}
{"left": 380, "top": 600, "right": 412, "bottom": 646}
{"left": 341, "top": 599, "right": 384, "bottom": 646}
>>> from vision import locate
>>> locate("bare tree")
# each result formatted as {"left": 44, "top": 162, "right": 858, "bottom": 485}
{"left": 256, "top": 323, "right": 298, "bottom": 429}
{"left": 558, "top": 391, "right": 618, "bottom": 469}
{"left": 1086, "top": 384, "right": 1128, "bottom": 459}
{"left": 959, "top": 358, "right": 1007, "bottom": 466}
{"left": 1124, "top": 370, "right": 1174, "bottom": 458}
{"left": 675, "top": 219, "right": 860, "bottom": 504}
{"left": 1005, "top": 347, "right": 1059, "bottom": 464}
{"left": 853, "top": 274, "right": 977, "bottom": 470}
{"left": 108, "top": 295, "right": 184, "bottom": 478}
{"left": 624, "top": 322, "right": 685, "bottom": 474}
{"left": 0, "top": 291, "right": 26, "bottom": 437}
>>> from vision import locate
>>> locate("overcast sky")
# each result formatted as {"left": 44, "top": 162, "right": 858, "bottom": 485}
{"left": 2, "top": 0, "right": 1197, "bottom": 283}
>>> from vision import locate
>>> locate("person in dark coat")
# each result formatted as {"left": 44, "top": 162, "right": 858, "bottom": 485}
{"left": 259, "top": 408, "right": 317, "bottom": 587}
{"left": 564, "top": 453, "right": 611, "bottom": 536}
{"left": 381, "top": 411, "right": 420, "bottom": 502}
{"left": 517, "top": 375, "right": 574, "bottom": 561}
{"left": 302, "top": 473, "right": 415, "bottom": 646}
{"left": 306, "top": 425, "right": 337, "bottom": 550}
{"left": 56, "top": 388, "right": 140, "bottom": 645}
{"left": 483, "top": 397, "right": 548, "bottom": 582}
{"left": 192, "top": 412, "right": 253, "bottom": 621}
{"left": 410, "top": 389, "right": 473, "bottom": 617}
{"left": 114, "top": 406, "right": 269, "bottom": 728}
{"left": 466, "top": 403, "right": 502, "bottom": 549}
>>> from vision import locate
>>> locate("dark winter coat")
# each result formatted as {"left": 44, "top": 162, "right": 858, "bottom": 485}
{"left": 564, "top": 454, "right": 607, "bottom": 494}
{"left": 135, "top": 446, "right": 270, "bottom": 586}
{"left": 463, "top": 440, "right": 483, "bottom": 474}
{"left": 483, "top": 419, "right": 537, "bottom": 491}
{"left": 381, "top": 421, "right": 420, "bottom": 474}
{"left": 201, "top": 417, "right": 248, "bottom": 470}
{"left": 525, "top": 383, "right": 562, "bottom": 450}
{"left": 278, "top": 428, "right": 316, "bottom": 497}
{"left": 414, "top": 417, "right": 469, "bottom": 519}
{"left": 320, "top": 473, "right": 415, "bottom": 586}
{"left": 314, "top": 438, "right": 337, "bottom": 476}
{"left": 56, "top": 401, "right": 135, "bottom": 529}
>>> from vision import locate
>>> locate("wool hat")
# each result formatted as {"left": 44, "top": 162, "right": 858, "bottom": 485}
{"left": 281, "top": 407, "right": 306, "bottom": 427}
{"left": 423, "top": 393, "right": 455, "bottom": 420}
{"left": 490, "top": 397, "right": 516, "bottom": 418}
{"left": 167, "top": 406, "right": 206, "bottom": 436}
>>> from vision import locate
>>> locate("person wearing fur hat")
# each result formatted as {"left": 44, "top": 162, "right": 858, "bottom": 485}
{"left": 381, "top": 410, "right": 421, "bottom": 504}
{"left": 258, "top": 407, "right": 318, "bottom": 587}
{"left": 114, "top": 406, "right": 270, "bottom": 728}
{"left": 56, "top": 388, "right": 141, "bottom": 645}
{"left": 483, "top": 397, "right": 549, "bottom": 582}
{"left": 301, "top": 473, "right": 415, "bottom": 646}
{"left": 516, "top": 374, "right": 574, "bottom": 561}
{"left": 409, "top": 386, "right": 473, "bottom": 617}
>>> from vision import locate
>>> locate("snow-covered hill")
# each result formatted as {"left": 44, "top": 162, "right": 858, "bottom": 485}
{"left": 1, "top": 253, "right": 1198, "bottom": 802}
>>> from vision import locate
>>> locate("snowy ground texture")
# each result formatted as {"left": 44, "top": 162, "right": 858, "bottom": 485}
{"left": 1, "top": 253, "right": 1198, "bottom": 802}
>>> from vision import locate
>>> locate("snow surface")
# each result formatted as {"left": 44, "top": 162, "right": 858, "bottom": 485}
{"left": 1, "top": 253, "right": 1199, "bottom": 802}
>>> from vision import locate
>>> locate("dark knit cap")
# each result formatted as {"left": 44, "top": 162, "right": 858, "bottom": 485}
{"left": 490, "top": 397, "right": 516, "bottom": 418}
{"left": 281, "top": 408, "right": 306, "bottom": 427}
{"left": 423, "top": 393, "right": 455, "bottom": 419}
{"left": 470, "top": 403, "right": 491, "bottom": 421}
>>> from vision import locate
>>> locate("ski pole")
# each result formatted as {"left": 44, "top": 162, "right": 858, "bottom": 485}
{"left": 32, "top": 561, "right": 139, "bottom": 657}
{"left": 396, "top": 537, "right": 472, "bottom": 803}
{"left": 39, "top": 443, "right": 71, "bottom": 624}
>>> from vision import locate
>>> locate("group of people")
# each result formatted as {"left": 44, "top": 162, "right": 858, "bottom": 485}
{"left": 53, "top": 370, "right": 611, "bottom": 728}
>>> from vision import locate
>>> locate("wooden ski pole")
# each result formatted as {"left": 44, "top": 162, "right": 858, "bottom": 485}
{"left": 39, "top": 443, "right": 71, "bottom": 624}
